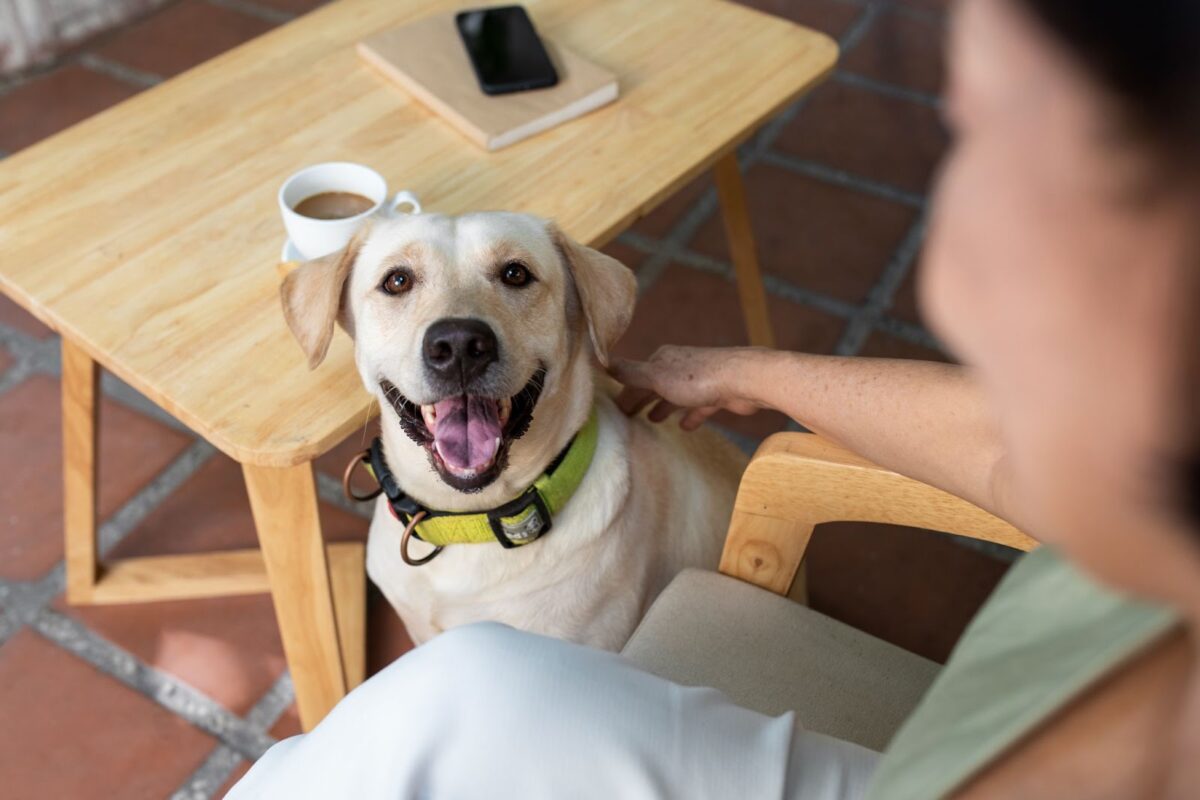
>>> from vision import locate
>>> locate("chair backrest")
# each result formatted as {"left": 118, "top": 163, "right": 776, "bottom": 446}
{"left": 719, "top": 433, "right": 1038, "bottom": 595}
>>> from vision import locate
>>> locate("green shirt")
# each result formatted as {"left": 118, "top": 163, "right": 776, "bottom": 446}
{"left": 864, "top": 546, "right": 1178, "bottom": 800}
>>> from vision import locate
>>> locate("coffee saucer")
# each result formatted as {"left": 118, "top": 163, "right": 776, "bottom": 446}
{"left": 280, "top": 239, "right": 304, "bottom": 262}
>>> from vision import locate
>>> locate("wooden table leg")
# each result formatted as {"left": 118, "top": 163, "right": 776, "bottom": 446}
{"left": 714, "top": 152, "right": 776, "bottom": 348}
{"left": 243, "top": 462, "right": 348, "bottom": 730}
{"left": 62, "top": 339, "right": 99, "bottom": 603}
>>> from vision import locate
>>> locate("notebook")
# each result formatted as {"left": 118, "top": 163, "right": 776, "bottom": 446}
{"left": 357, "top": 12, "right": 619, "bottom": 151}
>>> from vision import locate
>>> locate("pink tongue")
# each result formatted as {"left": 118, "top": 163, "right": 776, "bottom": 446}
{"left": 432, "top": 396, "right": 501, "bottom": 471}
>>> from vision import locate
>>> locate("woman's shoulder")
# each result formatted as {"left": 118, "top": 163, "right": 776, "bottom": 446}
{"left": 865, "top": 547, "right": 1179, "bottom": 800}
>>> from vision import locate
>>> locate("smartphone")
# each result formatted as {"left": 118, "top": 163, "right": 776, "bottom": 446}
{"left": 455, "top": 6, "right": 559, "bottom": 96}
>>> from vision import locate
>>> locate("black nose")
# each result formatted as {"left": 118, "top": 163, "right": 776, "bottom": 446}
{"left": 422, "top": 317, "right": 499, "bottom": 384}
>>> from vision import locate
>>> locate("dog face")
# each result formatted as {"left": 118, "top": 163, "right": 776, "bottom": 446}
{"left": 281, "top": 212, "right": 636, "bottom": 496}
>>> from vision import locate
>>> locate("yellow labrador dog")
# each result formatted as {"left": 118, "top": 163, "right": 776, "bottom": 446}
{"left": 281, "top": 212, "right": 745, "bottom": 650}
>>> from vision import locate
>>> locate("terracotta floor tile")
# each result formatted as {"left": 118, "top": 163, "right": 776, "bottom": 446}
{"left": 601, "top": 240, "right": 648, "bottom": 274}
{"left": 688, "top": 164, "right": 919, "bottom": 304}
{"left": 807, "top": 522, "right": 1011, "bottom": 663}
{"left": 630, "top": 174, "right": 714, "bottom": 240}
{"left": 0, "top": 294, "right": 54, "bottom": 339}
{"left": 249, "top": 0, "right": 330, "bottom": 13}
{"left": 0, "top": 629, "right": 214, "bottom": 797}
{"left": 56, "top": 592, "right": 287, "bottom": 717}
{"left": 0, "top": 65, "right": 140, "bottom": 153}
{"left": 0, "top": 376, "right": 193, "bottom": 580}
{"left": 108, "top": 455, "right": 367, "bottom": 559}
{"left": 269, "top": 703, "right": 303, "bottom": 741}
{"left": 736, "top": 0, "right": 866, "bottom": 39}
{"left": 614, "top": 263, "right": 843, "bottom": 440}
{"left": 888, "top": 259, "right": 930, "bottom": 325}
{"left": 841, "top": 7, "right": 948, "bottom": 95}
{"left": 775, "top": 80, "right": 949, "bottom": 194}
{"left": 94, "top": 0, "right": 276, "bottom": 79}
{"left": 857, "top": 331, "right": 951, "bottom": 363}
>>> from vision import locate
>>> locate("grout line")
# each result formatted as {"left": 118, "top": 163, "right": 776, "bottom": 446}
{"left": 100, "top": 372, "right": 199, "bottom": 436}
{"left": 0, "top": 358, "right": 34, "bottom": 398}
{"left": 168, "top": 745, "right": 245, "bottom": 800}
{"left": 833, "top": 70, "right": 943, "bottom": 109}
{"left": 760, "top": 151, "right": 927, "bottom": 208}
{"left": 628, "top": 0, "right": 877, "bottom": 297}
{"left": 206, "top": 0, "right": 298, "bottom": 26}
{"left": 316, "top": 471, "right": 374, "bottom": 520}
{"left": 839, "top": 2, "right": 884, "bottom": 53}
{"left": 97, "top": 439, "right": 217, "bottom": 554}
{"left": 618, "top": 230, "right": 862, "bottom": 320}
{"left": 169, "top": 674, "right": 295, "bottom": 799}
{"left": 873, "top": 312, "right": 946, "bottom": 351}
{"left": 78, "top": 53, "right": 163, "bottom": 89}
{"left": 833, "top": 213, "right": 928, "bottom": 356}
{"left": 244, "top": 672, "right": 295, "bottom": 730}
{"left": 29, "top": 607, "right": 277, "bottom": 760}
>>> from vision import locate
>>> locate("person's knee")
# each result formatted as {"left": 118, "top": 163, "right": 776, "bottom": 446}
{"left": 418, "top": 621, "right": 538, "bottom": 682}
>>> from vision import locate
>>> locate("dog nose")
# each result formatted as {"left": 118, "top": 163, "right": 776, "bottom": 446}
{"left": 423, "top": 317, "right": 499, "bottom": 384}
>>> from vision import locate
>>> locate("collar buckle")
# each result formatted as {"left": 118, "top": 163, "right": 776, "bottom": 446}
{"left": 487, "top": 486, "right": 552, "bottom": 549}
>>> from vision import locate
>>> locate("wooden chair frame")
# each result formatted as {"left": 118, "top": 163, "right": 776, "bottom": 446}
{"left": 719, "top": 433, "right": 1039, "bottom": 596}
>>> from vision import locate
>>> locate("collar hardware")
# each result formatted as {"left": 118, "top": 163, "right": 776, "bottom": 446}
{"left": 343, "top": 410, "right": 598, "bottom": 563}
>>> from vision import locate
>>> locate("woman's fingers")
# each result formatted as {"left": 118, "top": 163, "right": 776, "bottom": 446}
{"left": 648, "top": 399, "right": 679, "bottom": 423}
{"left": 680, "top": 407, "right": 718, "bottom": 431}
{"left": 608, "top": 358, "right": 652, "bottom": 389}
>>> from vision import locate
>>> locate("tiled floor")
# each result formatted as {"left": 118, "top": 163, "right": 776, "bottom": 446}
{"left": 0, "top": 1, "right": 1014, "bottom": 797}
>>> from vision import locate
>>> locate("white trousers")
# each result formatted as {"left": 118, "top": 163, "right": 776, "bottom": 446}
{"left": 228, "top": 622, "right": 879, "bottom": 799}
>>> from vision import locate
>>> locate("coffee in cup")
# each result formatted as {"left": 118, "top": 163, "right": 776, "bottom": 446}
{"left": 279, "top": 162, "right": 422, "bottom": 260}
{"left": 293, "top": 191, "right": 376, "bottom": 220}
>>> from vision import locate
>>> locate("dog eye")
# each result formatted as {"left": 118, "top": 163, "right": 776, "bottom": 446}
{"left": 500, "top": 262, "right": 533, "bottom": 287}
{"left": 380, "top": 269, "right": 414, "bottom": 296}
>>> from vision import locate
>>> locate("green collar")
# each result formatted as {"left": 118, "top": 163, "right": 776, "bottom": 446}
{"left": 367, "top": 410, "right": 599, "bottom": 550}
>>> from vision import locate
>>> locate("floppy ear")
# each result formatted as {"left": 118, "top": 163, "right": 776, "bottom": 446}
{"left": 551, "top": 224, "right": 638, "bottom": 367}
{"left": 280, "top": 228, "right": 367, "bottom": 369}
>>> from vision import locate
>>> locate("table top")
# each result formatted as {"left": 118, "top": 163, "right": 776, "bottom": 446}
{"left": 0, "top": 0, "right": 835, "bottom": 467}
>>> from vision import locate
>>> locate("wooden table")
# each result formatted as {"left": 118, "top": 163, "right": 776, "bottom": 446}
{"left": 0, "top": 0, "right": 835, "bottom": 730}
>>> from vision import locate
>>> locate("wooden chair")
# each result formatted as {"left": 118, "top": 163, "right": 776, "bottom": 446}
{"left": 622, "top": 432, "right": 1038, "bottom": 751}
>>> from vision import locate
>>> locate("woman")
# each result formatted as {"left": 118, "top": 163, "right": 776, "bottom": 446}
{"left": 230, "top": 0, "right": 1200, "bottom": 796}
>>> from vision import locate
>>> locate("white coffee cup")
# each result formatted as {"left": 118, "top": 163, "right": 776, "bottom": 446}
{"left": 279, "top": 162, "right": 421, "bottom": 260}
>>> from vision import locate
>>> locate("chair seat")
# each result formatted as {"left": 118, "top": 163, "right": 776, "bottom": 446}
{"left": 621, "top": 569, "right": 941, "bottom": 752}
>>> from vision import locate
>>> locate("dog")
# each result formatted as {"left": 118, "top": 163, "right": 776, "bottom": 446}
{"left": 281, "top": 212, "right": 746, "bottom": 650}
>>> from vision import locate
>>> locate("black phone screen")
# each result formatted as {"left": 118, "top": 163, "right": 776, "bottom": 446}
{"left": 455, "top": 6, "right": 559, "bottom": 95}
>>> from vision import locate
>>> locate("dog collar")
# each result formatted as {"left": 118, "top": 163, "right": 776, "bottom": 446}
{"left": 363, "top": 410, "right": 599, "bottom": 551}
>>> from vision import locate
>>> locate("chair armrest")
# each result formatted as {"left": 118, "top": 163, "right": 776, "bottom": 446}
{"left": 719, "top": 432, "right": 1038, "bottom": 595}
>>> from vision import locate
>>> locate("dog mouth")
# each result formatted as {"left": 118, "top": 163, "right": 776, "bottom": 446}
{"left": 380, "top": 367, "right": 546, "bottom": 492}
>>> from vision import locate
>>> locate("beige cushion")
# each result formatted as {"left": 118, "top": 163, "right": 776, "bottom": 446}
{"left": 622, "top": 569, "right": 940, "bottom": 752}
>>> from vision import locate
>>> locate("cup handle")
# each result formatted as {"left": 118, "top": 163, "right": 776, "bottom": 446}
{"left": 390, "top": 191, "right": 422, "bottom": 215}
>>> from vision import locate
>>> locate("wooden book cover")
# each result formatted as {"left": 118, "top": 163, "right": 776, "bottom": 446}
{"left": 358, "top": 13, "right": 618, "bottom": 151}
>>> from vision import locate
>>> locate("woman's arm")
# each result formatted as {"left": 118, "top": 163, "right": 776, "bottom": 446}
{"left": 611, "top": 347, "right": 1018, "bottom": 524}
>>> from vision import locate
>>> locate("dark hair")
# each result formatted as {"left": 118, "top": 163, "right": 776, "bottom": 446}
{"left": 1017, "top": 0, "right": 1200, "bottom": 158}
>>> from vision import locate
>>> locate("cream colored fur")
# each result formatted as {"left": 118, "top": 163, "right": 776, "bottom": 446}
{"left": 282, "top": 212, "right": 746, "bottom": 651}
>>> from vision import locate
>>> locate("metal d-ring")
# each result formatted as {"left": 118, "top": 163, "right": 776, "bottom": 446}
{"left": 342, "top": 449, "right": 383, "bottom": 503}
{"left": 401, "top": 511, "right": 443, "bottom": 566}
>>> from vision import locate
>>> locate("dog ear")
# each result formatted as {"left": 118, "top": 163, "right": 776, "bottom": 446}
{"left": 280, "top": 227, "right": 367, "bottom": 370}
{"left": 551, "top": 224, "right": 637, "bottom": 367}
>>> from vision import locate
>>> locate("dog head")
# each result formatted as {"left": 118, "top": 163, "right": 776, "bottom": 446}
{"left": 281, "top": 212, "right": 636, "bottom": 504}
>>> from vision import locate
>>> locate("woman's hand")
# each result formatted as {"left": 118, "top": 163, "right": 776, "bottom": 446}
{"left": 609, "top": 346, "right": 767, "bottom": 430}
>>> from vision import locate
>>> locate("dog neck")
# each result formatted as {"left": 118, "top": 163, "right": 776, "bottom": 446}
{"left": 377, "top": 356, "right": 596, "bottom": 513}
